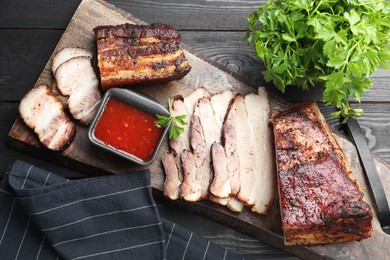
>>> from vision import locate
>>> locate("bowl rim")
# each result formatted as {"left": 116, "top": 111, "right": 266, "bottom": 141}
{"left": 88, "top": 88, "right": 171, "bottom": 166}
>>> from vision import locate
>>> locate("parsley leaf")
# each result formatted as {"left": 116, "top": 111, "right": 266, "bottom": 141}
{"left": 155, "top": 99, "right": 187, "bottom": 140}
{"left": 245, "top": 0, "right": 390, "bottom": 121}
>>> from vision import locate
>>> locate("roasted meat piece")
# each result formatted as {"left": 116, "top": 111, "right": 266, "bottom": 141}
{"left": 271, "top": 102, "right": 373, "bottom": 246}
{"left": 55, "top": 56, "right": 101, "bottom": 125}
{"left": 93, "top": 23, "right": 191, "bottom": 90}
{"left": 19, "top": 84, "right": 76, "bottom": 151}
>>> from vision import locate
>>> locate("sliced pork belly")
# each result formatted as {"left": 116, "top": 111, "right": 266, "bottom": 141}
{"left": 233, "top": 95, "right": 256, "bottom": 206}
{"left": 181, "top": 98, "right": 218, "bottom": 200}
{"left": 19, "top": 84, "right": 76, "bottom": 151}
{"left": 245, "top": 88, "right": 276, "bottom": 214}
{"left": 162, "top": 88, "right": 209, "bottom": 200}
{"left": 162, "top": 153, "right": 182, "bottom": 200}
{"left": 181, "top": 90, "right": 234, "bottom": 202}
{"left": 209, "top": 94, "right": 244, "bottom": 212}
{"left": 208, "top": 91, "right": 234, "bottom": 198}
{"left": 52, "top": 47, "right": 93, "bottom": 75}
{"left": 55, "top": 56, "right": 101, "bottom": 125}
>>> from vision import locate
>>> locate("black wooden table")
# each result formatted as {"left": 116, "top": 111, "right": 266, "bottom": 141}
{"left": 1, "top": 1, "right": 389, "bottom": 259}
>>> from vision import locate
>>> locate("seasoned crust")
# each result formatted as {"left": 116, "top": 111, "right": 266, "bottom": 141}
{"left": 271, "top": 102, "right": 373, "bottom": 246}
{"left": 93, "top": 23, "right": 191, "bottom": 90}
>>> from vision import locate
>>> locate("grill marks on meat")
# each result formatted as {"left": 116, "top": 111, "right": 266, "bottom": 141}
{"left": 162, "top": 88, "right": 209, "bottom": 200}
{"left": 162, "top": 87, "right": 276, "bottom": 214}
{"left": 55, "top": 56, "right": 101, "bottom": 125}
{"left": 94, "top": 23, "right": 181, "bottom": 40}
{"left": 93, "top": 23, "right": 191, "bottom": 90}
{"left": 19, "top": 85, "right": 76, "bottom": 151}
{"left": 271, "top": 102, "right": 373, "bottom": 245}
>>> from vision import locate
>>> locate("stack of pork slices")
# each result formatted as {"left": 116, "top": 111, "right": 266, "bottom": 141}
{"left": 162, "top": 87, "right": 277, "bottom": 214}
{"left": 18, "top": 47, "right": 101, "bottom": 151}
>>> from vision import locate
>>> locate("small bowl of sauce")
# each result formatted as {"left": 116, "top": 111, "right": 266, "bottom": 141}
{"left": 88, "top": 88, "right": 170, "bottom": 166}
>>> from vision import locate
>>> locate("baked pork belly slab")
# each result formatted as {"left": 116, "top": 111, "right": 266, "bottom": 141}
{"left": 271, "top": 102, "right": 372, "bottom": 246}
{"left": 93, "top": 23, "right": 191, "bottom": 90}
{"left": 19, "top": 84, "right": 76, "bottom": 151}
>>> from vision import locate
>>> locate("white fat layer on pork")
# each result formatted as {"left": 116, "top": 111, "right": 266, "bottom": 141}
{"left": 182, "top": 87, "right": 210, "bottom": 148}
{"left": 235, "top": 94, "right": 256, "bottom": 206}
{"left": 163, "top": 88, "right": 209, "bottom": 200}
{"left": 18, "top": 85, "right": 75, "bottom": 151}
{"left": 55, "top": 56, "right": 101, "bottom": 125}
{"left": 227, "top": 197, "right": 245, "bottom": 212}
{"left": 247, "top": 87, "right": 276, "bottom": 214}
{"left": 52, "top": 47, "right": 92, "bottom": 75}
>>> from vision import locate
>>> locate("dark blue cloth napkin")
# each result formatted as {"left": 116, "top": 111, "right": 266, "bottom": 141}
{"left": 0, "top": 160, "right": 244, "bottom": 260}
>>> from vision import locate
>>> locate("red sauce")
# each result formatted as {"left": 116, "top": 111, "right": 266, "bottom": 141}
{"left": 94, "top": 98, "right": 164, "bottom": 162}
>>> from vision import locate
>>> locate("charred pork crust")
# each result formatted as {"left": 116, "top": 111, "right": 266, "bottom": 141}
{"left": 271, "top": 102, "right": 373, "bottom": 246}
{"left": 93, "top": 23, "right": 191, "bottom": 90}
{"left": 94, "top": 23, "right": 181, "bottom": 41}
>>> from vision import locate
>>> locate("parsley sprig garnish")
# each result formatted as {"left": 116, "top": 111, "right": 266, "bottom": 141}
{"left": 155, "top": 99, "right": 187, "bottom": 140}
{"left": 245, "top": 0, "right": 390, "bottom": 122}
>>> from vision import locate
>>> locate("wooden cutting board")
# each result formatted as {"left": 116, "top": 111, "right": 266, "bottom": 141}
{"left": 7, "top": 0, "right": 390, "bottom": 258}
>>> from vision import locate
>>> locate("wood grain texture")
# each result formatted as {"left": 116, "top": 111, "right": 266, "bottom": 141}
{"left": 0, "top": 0, "right": 262, "bottom": 30}
{"left": 7, "top": 1, "right": 390, "bottom": 259}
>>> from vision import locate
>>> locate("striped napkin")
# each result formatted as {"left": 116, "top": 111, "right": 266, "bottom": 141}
{"left": 0, "top": 160, "right": 243, "bottom": 260}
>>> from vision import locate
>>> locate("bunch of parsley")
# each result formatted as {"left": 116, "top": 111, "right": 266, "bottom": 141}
{"left": 245, "top": 0, "right": 390, "bottom": 121}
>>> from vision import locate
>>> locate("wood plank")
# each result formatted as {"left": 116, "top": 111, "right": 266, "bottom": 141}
{"left": 2, "top": 29, "right": 389, "bottom": 103}
{"left": 0, "top": 0, "right": 262, "bottom": 30}
{"left": 7, "top": 1, "right": 390, "bottom": 259}
{"left": 0, "top": 30, "right": 62, "bottom": 100}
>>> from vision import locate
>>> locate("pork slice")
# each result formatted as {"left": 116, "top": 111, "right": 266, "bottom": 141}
{"left": 180, "top": 149, "right": 201, "bottom": 201}
{"left": 55, "top": 56, "right": 101, "bottom": 125}
{"left": 19, "top": 84, "right": 76, "bottom": 151}
{"left": 245, "top": 88, "right": 276, "bottom": 214}
{"left": 180, "top": 114, "right": 206, "bottom": 201}
{"left": 162, "top": 153, "right": 181, "bottom": 200}
{"left": 223, "top": 113, "right": 240, "bottom": 195}
{"left": 208, "top": 90, "right": 235, "bottom": 199}
{"left": 195, "top": 97, "right": 222, "bottom": 199}
{"left": 52, "top": 47, "right": 93, "bottom": 75}
{"left": 209, "top": 90, "right": 233, "bottom": 127}
{"left": 210, "top": 94, "right": 243, "bottom": 211}
{"left": 234, "top": 94, "right": 256, "bottom": 206}
{"left": 210, "top": 142, "right": 230, "bottom": 198}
